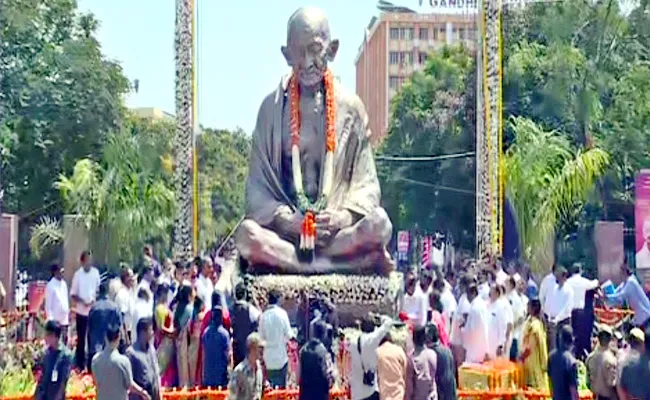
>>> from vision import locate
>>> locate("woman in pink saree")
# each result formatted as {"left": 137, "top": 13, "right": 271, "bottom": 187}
{"left": 188, "top": 297, "right": 206, "bottom": 386}
{"left": 428, "top": 290, "right": 450, "bottom": 347}
{"left": 173, "top": 283, "right": 194, "bottom": 388}
{"left": 154, "top": 284, "right": 177, "bottom": 387}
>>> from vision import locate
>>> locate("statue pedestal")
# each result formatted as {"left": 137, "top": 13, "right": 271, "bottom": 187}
{"left": 244, "top": 272, "right": 403, "bottom": 327}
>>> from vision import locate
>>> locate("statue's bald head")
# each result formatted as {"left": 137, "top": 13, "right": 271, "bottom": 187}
{"left": 286, "top": 7, "right": 330, "bottom": 44}
{"left": 282, "top": 7, "right": 339, "bottom": 89}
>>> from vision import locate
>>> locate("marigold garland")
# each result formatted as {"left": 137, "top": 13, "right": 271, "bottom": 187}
{"left": 289, "top": 69, "right": 336, "bottom": 152}
{"left": 289, "top": 69, "right": 337, "bottom": 253}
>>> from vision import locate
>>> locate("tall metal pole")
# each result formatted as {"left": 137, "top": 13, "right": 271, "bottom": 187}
{"left": 173, "top": 0, "right": 195, "bottom": 260}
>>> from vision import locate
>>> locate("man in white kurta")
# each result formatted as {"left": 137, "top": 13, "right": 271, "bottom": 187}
{"left": 462, "top": 285, "right": 489, "bottom": 363}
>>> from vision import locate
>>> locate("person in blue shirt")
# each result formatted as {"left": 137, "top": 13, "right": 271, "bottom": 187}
{"left": 88, "top": 282, "right": 122, "bottom": 368}
{"left": 606, "top": 261, "right": 650, "bottom": 329}
{"left": 35, "top": 321, "right": 73, "bottom": 400}
{"left": 202, "top": 305, "right": 231, "bottom": 388}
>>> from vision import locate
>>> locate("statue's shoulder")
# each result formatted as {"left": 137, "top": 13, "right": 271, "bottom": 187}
{"left": 334, "top": 81, "right": 368, "bottom": 118}
{"left": 334, "top": 80, "right": 372, "bottom": 139}
{"left": 253, "top": 76, "right": 290, "bottom": 134}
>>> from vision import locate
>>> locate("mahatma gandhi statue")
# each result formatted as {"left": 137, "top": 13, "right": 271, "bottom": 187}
{"left": 236, "top": 7, "right": 394, "bottom": 275}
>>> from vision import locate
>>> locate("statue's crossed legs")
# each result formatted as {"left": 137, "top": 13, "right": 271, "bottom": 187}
{"left": 236, "top": 207, "right": 394, "bottom": 275}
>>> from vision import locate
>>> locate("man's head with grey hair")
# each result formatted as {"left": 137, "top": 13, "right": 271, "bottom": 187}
{"left": 281, "top": 7, "right": 339, "bottom": 89}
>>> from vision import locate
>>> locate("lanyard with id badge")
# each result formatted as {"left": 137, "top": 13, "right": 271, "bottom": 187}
{"left": 50, "top": 350, "right": 63, "bottom": 384}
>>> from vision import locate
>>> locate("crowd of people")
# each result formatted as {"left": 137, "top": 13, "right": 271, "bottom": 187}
{"left": 32, "top": 246, "right": 650, "bottom": 400}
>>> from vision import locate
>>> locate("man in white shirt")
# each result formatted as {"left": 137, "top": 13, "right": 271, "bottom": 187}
{"left": 113, "top": 267, "right": 136, "bottom": 346}
{"left": 478, "top": 270, "right": 492, "bottom": 301}
{"left": 434, "top": 278, "right": 457, "bottom": 329}
{"left": 194, "top": 257, "right": 214, "bottom": 310}
{"left": 402, "top": 273, "right": 428, "bottom": 328}
{"left": 347, "top": 316, "right": 393, "bottom": 400}
{"left": 70, "top": 250, "right": 101, "bottom": 370}
{"left": 539, "top": 264, "right": 558, "bottom": 313}
{"left": 506, "top": 276, "right": 526, "bottom": 360}
{"left": 461, "top": 284, "right": 489, "bottom": 363}
{"left": 450, "top": 276, "right": 472, "bottom": 368}
{"left": 543, "top": 266, "right": 574, "bottom": 351}
{"left": 419, "top": 269, "right": 433, "bottom": 297}
{"left": 130, "top": 287, "right": 153, "bottom": 343}
{"left": 487, "top": 285, "right": 507, "bottom": 359}
{"left": 494, "top": 257, "right": 510, "bottom": 286}
{"left": 136, "top": 266, "right": 155, "bottom": 311}
{"left": 567, "top": 263, "right": 599, "bottom": 359}
{"left": 45, "top": 264, "right": 70, "bottom": 345}
{"left": 258, "top": 289, "right": 294, "bottom": 389}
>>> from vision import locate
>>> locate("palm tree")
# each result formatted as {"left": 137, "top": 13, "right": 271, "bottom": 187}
{"left": 30, "top": 120, "right": 175, "bottom": 266}
{"left": 505, "top": 117, "right": 609, "bottom": 272}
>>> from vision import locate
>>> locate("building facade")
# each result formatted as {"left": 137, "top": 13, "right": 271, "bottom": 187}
{"left": 355, "top": 11, "right": 477, "bottom": 143}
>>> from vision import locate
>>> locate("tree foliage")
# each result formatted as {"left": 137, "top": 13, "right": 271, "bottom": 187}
{"left": 197, "top": 128, "right": 250, "bottom": 250}
{"left": 381, "top": 0, "right": 650, "bottom": 263}
{"left": 1, "top": 0, "right": 131, "bottom": 266}
{"left": 505, "top": 117, "right": 609, "bottom": 269}
{"left": 31, "top": 115, "right": 176, "bottom": 265}
{"left": 379, "top": 46, "right": 476, "bottom": 250}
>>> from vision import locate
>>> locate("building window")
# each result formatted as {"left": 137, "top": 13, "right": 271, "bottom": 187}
{"left": 389, "top": 76, "right": 399, "bottom": 89}
{"left": 419, "top": 28, "right": 428, "bottom": 40}
{"left": 398, "top": 51, "right": 414, "bottom": 65}
{"left": 389, "top": 52, "right": 399, "bottom": 64}
{"left": 390, "top": 27, "right": 400, "bottom": 40}
{"left": 458, "top": 28, "right": 466, "bottom": 40}
{"left": 433, "top": 26, "right": 439, "bottom": 40}
{"left": 419, "top": 52, "right": 428, "bottom": 64}
{"left": 399, "top": 27, "right": 415, "bottom": 40}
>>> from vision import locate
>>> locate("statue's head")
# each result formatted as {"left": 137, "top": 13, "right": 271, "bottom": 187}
{"left": 282, "top": 7, "right": 339, "bottom": 89}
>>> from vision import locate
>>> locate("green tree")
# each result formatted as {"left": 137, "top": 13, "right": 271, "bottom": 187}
{"left": 30, "top": 115, "right": 175, "bottom": 266}
{"left": 197, "top": 128, "right": 250, "bottom": 250}
{"left": 0, "top": 0, "right": 130, "bottom": 264}
{"left": 379, "top": 45, "right": 476, "bottom": 249}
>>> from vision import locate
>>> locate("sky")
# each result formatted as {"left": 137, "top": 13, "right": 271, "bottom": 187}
{"left": 77, "top": 0, "right": 381, "bottom": 134}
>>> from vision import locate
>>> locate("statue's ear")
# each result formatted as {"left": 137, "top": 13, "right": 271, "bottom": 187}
{"left": 281, "top": 46, "right": 292, "bottom": 67}
{"left": 327, "top": 39, "right": 340, "bottom": 62}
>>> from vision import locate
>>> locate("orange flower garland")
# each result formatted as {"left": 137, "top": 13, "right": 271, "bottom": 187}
{"left": 289, "top": 69, "right": 336, "bottom": 152}
{"left": 289, "top": 69, "right": 336, "bottom": 253}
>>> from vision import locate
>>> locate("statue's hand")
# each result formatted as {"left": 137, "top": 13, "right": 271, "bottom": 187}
{"left": 273, "top": 206, "right": 303, "bottom": 239}
{"left": 315, "top": 209, "right": 353, "bottom": 246}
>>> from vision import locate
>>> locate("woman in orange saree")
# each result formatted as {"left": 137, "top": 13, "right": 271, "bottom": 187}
{"left": 154, "top": 284, "right": 177, "bottom": 387}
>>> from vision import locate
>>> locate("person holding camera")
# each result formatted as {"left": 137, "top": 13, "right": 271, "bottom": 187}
{"left": 348, "top": 315, "right": 393, "bottom": 400}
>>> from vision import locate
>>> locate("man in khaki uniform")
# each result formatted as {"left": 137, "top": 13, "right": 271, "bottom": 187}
{"left": 586, "top": 326, "right": 618, "bottom": 400}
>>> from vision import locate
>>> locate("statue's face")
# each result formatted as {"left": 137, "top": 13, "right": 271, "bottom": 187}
{"left": 282, "top": 8, "right": 339, "bottom": 89}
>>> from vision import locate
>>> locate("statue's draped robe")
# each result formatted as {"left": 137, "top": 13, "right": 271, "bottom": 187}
{"left": 246, "top": 75, "right": 381, "bottom": 228}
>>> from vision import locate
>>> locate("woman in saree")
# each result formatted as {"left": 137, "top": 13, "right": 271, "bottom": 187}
{"left": 196, "top": 291, "right": 231, "bottom": 384}
{"left": 174, "top": 283, "right": 194, "bottom": 388}
{"left": 188, "top": 296, "right": 206, "bottom": 386}
{"left": 520, "top": 298, "right": 549, "bottom": 390}
{"left": 428, "top": 290, "right": 450, "bottom": 347}
{"left": 154, "top": 284, "right": 176, "bottom": 387}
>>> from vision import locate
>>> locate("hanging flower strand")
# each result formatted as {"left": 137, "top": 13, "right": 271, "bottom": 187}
{"left": 289, "top": 69, "right": 336, "bottom": 253}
